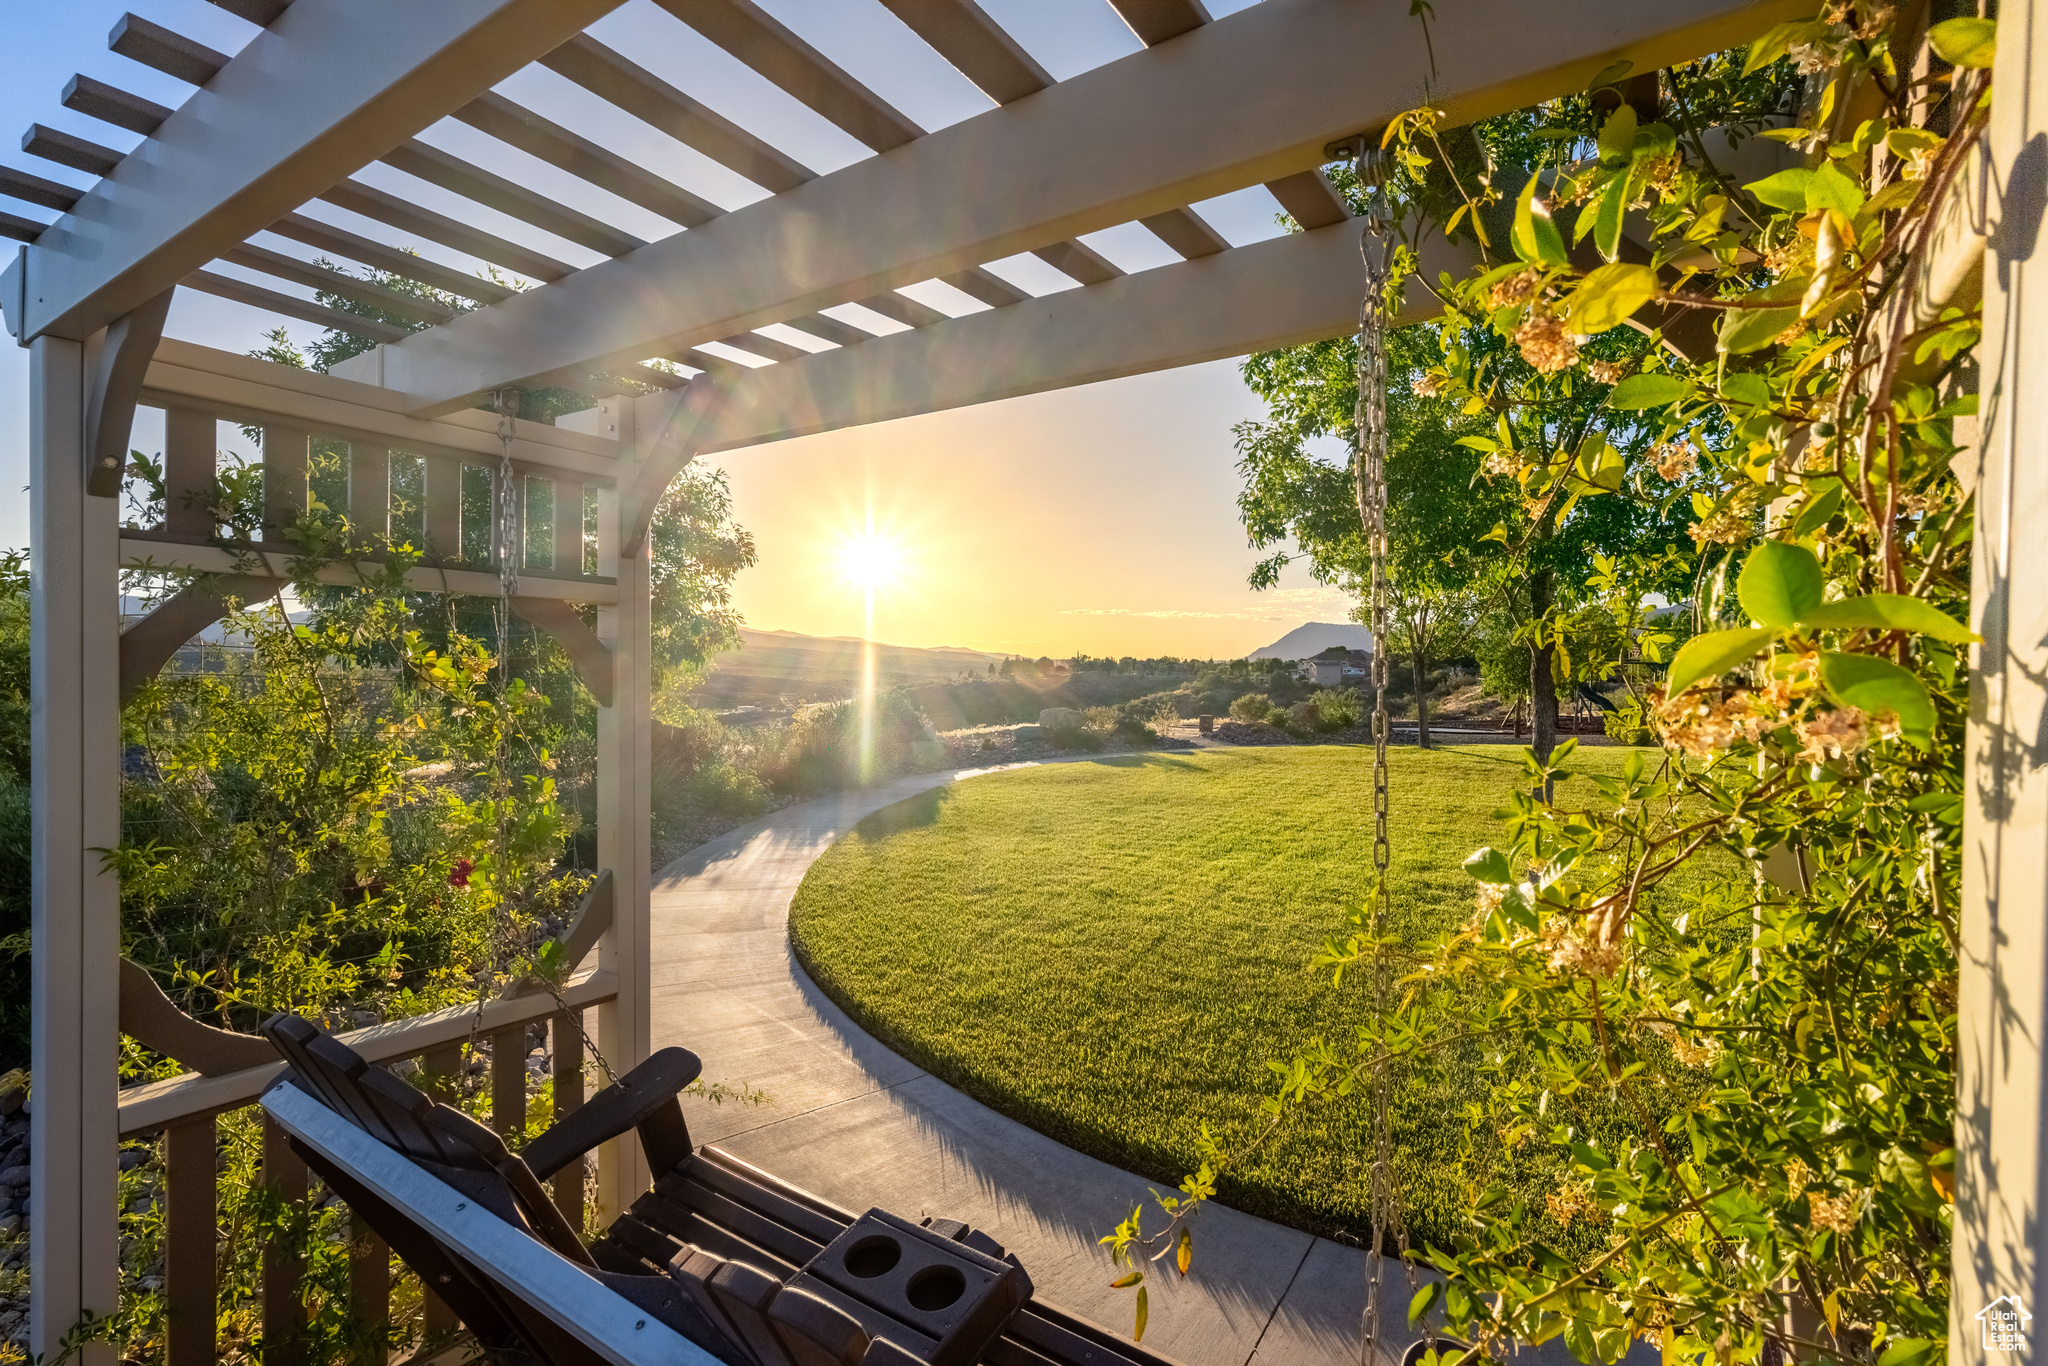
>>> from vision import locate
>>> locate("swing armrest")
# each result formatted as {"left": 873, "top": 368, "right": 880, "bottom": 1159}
{"left": 523, "top": 1046, "right": 702, "bottom": 1182}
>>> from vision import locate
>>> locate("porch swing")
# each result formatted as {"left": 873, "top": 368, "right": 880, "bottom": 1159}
{"left": 246, "top": 159, "right": 1415, "bottom": 1366}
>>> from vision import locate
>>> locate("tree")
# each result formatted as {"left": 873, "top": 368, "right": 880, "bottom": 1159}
{"left": 1236, "top": 313, "right": 1690, "bottom": 760}
{"left": 1380, "top": 576, "right": 1486, "bottom": 746}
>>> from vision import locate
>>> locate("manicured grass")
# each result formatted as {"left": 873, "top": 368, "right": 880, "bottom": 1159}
{"left": 788, "top": 744, "right": 1684, "bottom": 1248}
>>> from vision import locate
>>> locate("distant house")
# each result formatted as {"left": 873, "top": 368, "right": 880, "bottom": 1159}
{"left": 1301, "top": 644, "right": 1371, "bottom": 686}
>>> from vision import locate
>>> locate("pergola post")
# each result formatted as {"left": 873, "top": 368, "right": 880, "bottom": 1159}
{"left": 1958, "top": 6, "right": 2048, "bottom": 1358}
{"left": 593, "top": 398, "right": 652, "bottom": 1220}
{"left": 27, "top": 335, "right": 123, "bottom": 1364}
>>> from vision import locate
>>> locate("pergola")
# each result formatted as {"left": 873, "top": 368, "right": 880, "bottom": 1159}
{"left": 1, "top": 1, "right": 2037, "bottom": 1364}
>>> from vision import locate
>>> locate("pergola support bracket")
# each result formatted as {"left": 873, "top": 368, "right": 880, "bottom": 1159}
{"left": 83, "top": 288, "right": 173, "bottom": 497}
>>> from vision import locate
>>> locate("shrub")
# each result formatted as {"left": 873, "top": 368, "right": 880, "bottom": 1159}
{"left": 1286, "top": 701, "right": 1320, "bottom": 734}
{"left": 1309, "top": 688, "right": 1363, "bottom": 730}
{"left": 1082, "top": 705, "right": 1122, "bottom": 733}
{"left": 1229, "top": 692, "right": 1274, "bottom": 722}
{"left": 761, "top": 690, "right": 936, "bottom": 794}
{"left": 650, "top": 718, "right": 774, "bottom": 851}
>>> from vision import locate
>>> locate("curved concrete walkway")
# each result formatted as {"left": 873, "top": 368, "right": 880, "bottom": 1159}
{"left": 648, "top": 762, "right": 1413, "bottom": 1366}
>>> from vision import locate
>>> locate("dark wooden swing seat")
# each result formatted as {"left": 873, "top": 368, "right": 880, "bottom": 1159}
{"left": 257, "top": 1013, "right": 1183, "bottom": 1366}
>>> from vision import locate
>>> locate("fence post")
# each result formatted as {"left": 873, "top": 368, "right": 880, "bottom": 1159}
{"left": 163, "top": 1117, "right": 216, "bottom": 1366}
{"left": 348, "top": 1216, "right": 388, "bottom": 1366}
{"left": 551, "top": 1011, "right": 585, "bottom": 1233}
{"left": 419, "top": 1046, "right": 461, "bottom": 1339}
{"left": 260, "top": 1114, "right": 306, "bottom": 1366}
{"left": 491, "top": 1028, "right": 526, "bottom": 1138}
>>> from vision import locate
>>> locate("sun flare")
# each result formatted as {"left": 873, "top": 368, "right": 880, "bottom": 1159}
{"left": 836, "top": 532, "right": 906, "bottom": 592}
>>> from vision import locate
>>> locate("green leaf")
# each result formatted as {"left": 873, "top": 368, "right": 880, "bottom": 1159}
{"left": 1792, "top": 483, "right": 1845, "bottom": 537}
{"left": 1929, "top": 16, "right": 1996, "bottom": 68}
{"left": 1746, "top": 167, "right": 1814, "bottom": 213}
{"left": 1572, "top": 434, "right": 1626, "bottom": 492}
{"left": 1570, "top": 1140, "right": 1613, "bottom": 1171}
{"left": 1719, "top": 300, "right": 1800, "bottom": 355}
{"left": 1464, "top": 847, "right": 1513, "bottom": 884}
{"left": 1608, "top": 373, "right": 1686, "bottom": 409}
{"left": 1886, "top": 127, "right": 1943, "bottom": 157}
{"left": 1594, "top": 172, "right": 1629, "bottom": 262}
{"left": 1512, "top": 170, "right": 1568, "bottom": 267}
{"left": 1596, "top": 106, "right": 1637, "bottom": 169}
{"left": 1818, "top": 652, "right": 1937, "bottom": 748}
{"left": 1739, "top": 540, "right": 1824, "bottom": 627}
{"left": 1800, "top": 593, "right": 1976, "bottom": 643}
{"left": 1134, "top": 1286, "right": 1149, "bottom": 1343}
{"left": 1744, "top": 20, "right": 1827, "bottom": 76}
{"left": 1807, "top": 161, "right": 1866, "bottom": 218}
{"left": 1585, "top": 58, "right": 1633, "bottom": 91}
{"left": 1721, "top": 371, "right": 1771, "bottom": 409}
{"left": 1409, "top": 1282, "right": 1442, "bottom": 1329}
{"left": 1667, "top": 627, "right": 1777, "bottom": 694}
{"left": 1568, "top": 262, "right": 1658, "bottom": 334}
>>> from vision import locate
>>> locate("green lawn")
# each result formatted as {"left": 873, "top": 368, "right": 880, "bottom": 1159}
{"left": 789, "top": 744, "right": 1685, "bottom": 1248}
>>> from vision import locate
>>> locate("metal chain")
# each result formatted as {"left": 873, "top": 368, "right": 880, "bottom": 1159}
{"left": 1352, "top": 148, "right": 1405, "bottom": 1366}
{"left": 493, "top": 389, "right": 522, "bottom": 605}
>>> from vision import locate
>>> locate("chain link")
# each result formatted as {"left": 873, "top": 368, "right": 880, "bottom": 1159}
{"left": 494, "top": 389, "right": 522, "bottom": 603}
{"left": 1352, "top": 148, "right": 1405, "bottom": 1366}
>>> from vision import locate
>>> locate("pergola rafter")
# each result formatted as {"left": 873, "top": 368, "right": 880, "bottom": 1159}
{"left": 8, "top": 3, "right": 2032, "bottom": 1366}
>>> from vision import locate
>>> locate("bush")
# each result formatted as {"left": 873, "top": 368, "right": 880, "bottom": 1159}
{"left": 761, "top": 690, "right": 937, "bottom": 794}
{"left": 1309, "top": 688, "right": 1363, "bottom": 731}
{"left": 650, "top": 714, "right": 775, "bottom": 852}
{"left": 1285, "top": 701, "right": 1320, "bottom": 734}
{"left": 1082, "top": 705, "right": 1123, "bottom": 734}
{"left": 1230, "top": 692, "right": 1274, "bottom": 722}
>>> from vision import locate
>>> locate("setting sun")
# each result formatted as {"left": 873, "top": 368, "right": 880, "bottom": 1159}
{"left": 836, "top": 531, "right": 906, "bottom": 592}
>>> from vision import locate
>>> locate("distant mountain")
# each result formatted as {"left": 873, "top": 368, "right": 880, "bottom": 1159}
{"left": 1247, "top": 622, "right": 1373, "bottom": 661}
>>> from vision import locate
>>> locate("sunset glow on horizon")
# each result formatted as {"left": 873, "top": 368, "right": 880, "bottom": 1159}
{"left": 712, "top": 363, "right": 1357, "bottom": 661}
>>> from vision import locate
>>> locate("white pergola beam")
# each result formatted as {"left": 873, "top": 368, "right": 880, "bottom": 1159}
{"left": 374, "top": 0, "right": 1809, "bottom": 415}
{"left": 690, "top": 222, "right": 1451, "bottom": 455}
{"left": 2, "top": 0, "right": 624, "bottom": 344}
{"left": 612, "top": 222, "right": 1466, "bottom": 550}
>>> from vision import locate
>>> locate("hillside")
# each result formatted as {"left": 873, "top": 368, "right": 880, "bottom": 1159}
{"left": 1247, "top": 621, "right": 1373, "bottom": 660}
{"left": 699, "top": 628, "right": 1002, "bottom": 706}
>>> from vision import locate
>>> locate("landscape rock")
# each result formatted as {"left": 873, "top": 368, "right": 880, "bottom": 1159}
{"left": 0, "top": 1168, "right": 27, "bottom": 1191}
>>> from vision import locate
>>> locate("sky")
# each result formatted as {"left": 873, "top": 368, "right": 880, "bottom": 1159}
{"left": 0, "top": 0, "right": 1357, "bottom": 660}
